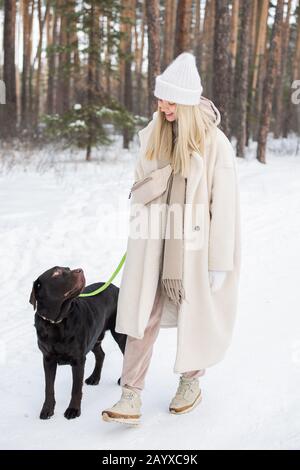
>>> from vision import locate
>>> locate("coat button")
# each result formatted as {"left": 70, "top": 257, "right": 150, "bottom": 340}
{"left": 194, "top": 225, "right": 200, "bottom": 231}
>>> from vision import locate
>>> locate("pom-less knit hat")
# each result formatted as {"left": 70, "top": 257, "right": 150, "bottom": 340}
{"left": 154, "top": 52, "right": 203, "bottom": 106}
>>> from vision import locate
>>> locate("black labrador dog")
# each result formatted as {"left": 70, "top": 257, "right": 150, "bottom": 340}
{"left": 29, "top": 266, "right": 127, "bottom": 420}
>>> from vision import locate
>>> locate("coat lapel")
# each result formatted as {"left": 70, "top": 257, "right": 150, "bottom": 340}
{"left": 186, "top": 151, "right": 204, "bottom": 205}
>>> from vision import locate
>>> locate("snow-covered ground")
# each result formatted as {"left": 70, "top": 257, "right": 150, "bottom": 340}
{"left": 0, "top": 134, "right": 300, "bottom": 450}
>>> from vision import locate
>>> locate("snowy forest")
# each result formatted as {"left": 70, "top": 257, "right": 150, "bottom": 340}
{"left": 0, "top": 0, "right": 300, "bottom": 451}
{"left": 1, "top": 0, "right": 299, "bottom": 160}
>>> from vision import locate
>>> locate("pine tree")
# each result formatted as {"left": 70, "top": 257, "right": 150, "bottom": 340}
{"left": 235, "top": 0, "right": 251, "bottom": 157}
{"left": 2, "top": 0, "right": 17, "bottom": 137}
{"left": 257, "top": 0, "right": 284, "bottom": 164}
{"left": 145, "top": 0, "right": 160, "bottom": 117}
{"left": 213, "top": 0, "right": 231, "bottom": 137}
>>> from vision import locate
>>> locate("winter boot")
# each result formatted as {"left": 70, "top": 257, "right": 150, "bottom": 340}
{"left": 169, "top": 376, "right": 202, "bottom": 414}
{"left": 102, "top": 386, "right": 142, "bottom": 425}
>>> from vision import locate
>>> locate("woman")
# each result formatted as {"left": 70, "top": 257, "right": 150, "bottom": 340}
{"left": 102, "top": 52, "right": 241, "bottom": 425}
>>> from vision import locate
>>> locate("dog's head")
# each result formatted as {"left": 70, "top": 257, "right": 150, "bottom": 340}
{"left": 29, "top": 266, "right": 86, "bottom": 324}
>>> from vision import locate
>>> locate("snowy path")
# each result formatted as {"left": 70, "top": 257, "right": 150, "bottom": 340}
{"left": 0, "top": 139, "right": 299, "bottom": 450}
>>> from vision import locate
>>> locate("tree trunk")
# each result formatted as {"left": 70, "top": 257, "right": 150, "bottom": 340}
{"left": 235, "top": 0, "right": 251, "bottom": 158}
{"left": 245, "top": 0, "right": 257, "bottom": 145}
{"left": 284, "top": 1, "right": 300, "bottom": 137}
{"left": 162, "top": 0, "right": 174, "bottom": 70}
{"left": 134, "top": 0, "right": 145, "bottom": 115}
{"left": 105, "top": 12, "right": 112, "bottom": 98}
{"left": 230, "top": 0, "right": 239, "bottom": 70}
{"left": 145, "top": 0, "right": 160, "bottom": 117}
{"left": 274, "top": 0, "right": 292, "bottom": 138}
{"left": 248, "top": 0, "right": 269, "bottom": 142}
{"left": 69, "top": 0, "right": 80, "bottom": 105}
{"left": 213, "top": 0, "right": 231, "bottom": 137}
{"left": 86, "top": 0, "right": 97, "bottom": 161}
{"left": 21, "top": 0, "right": 34, "bottom": 130}
{"left": 2, "top": 0, "right": 17, "bottom": 137}
{"left": 174, "top": 0, "right": 193, "bottom": 56}
{"left": 122, "top": 0, "right": 134, "bottom": 148}
{"left": 257, "top": 0, "right": 284, "bottom": 164}
{"left": 163, "top": 0, "right": 174, "bottom": 68}
{"left": 56, "top": 0, "right": 71, "bottom": 115}
{"left": 94, "top": 4, "right": 102, "bottom": 99}
{"left": 33, "top": 0, "right": 50, "bottom": 128}
{"left": 202, "top": 0, "right": 215, "bottom": 97}
{"left": 229, "top": 0, "right": 240, "bottom": 136}
{"left": 194, "top": 0, "right": 202, "bottom": 72}
{"left": 119, "top": 1, "right": 126, "bottom": 104}
{"left": 46, "top": 0, "right": 58, "bottom": 115}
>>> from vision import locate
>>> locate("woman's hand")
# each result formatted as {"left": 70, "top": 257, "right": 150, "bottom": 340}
{"left": 209, "top": 270, "right": 227, "bottom": 292}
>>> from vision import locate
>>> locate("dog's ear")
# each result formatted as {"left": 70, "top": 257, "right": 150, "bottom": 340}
{"left": 29, "top": 279, "right": 39, "bottom": 310}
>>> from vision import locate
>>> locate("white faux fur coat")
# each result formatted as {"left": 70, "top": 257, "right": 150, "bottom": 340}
{"left": 115, "top": 97, "right": 242, "bottom": 372}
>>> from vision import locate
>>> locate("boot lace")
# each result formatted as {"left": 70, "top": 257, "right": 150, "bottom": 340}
{"left": 176, "top": 377, "right": 197, "bottom": 398}
{"left": 120, "top": 388, "right": 136, "bottom": 402}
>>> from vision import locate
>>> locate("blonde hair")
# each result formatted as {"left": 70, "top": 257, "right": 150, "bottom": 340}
{"left": 145, "top": 104, "right": 217, "bottom": 177}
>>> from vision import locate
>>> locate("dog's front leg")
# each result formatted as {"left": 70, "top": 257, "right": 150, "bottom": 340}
{"left": 40, "top": 356, "right": 57, "bottom": 419}
{"left": 64, "top": 358, "right": 86, "bottom": 419}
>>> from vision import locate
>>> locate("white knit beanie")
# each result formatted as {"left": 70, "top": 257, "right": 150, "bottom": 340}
{"left": 154, "top": 52, "right": 203, "bottom": 106}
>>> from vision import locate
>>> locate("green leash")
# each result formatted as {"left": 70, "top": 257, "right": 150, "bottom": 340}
{"left": 78, "top": 252, "right": 127, "bottom": 298}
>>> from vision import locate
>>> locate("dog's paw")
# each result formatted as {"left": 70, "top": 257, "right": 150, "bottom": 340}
{"left": 40, "top": 404, "right": 55, "bottom": 420}
{"left": 85, "top": 375, "right": 100, "bottom": 385}
{"left": 64, "top": 407, "right": 81, "bottom": 419}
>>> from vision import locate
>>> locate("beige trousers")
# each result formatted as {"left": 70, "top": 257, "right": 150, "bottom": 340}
{"left": 120, "top": 280, "right": 206, "bottom": 394}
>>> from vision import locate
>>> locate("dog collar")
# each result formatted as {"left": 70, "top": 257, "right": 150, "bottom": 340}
{"left": 37, "top": 313, "right": 64, "bottom": 324}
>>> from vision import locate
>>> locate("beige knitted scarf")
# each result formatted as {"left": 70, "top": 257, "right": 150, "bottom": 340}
{"left": 160, "top": 120, "right": 187, "bottom": 306}
{"left": 160, "top": 171, "right": 186, "bottom": 305}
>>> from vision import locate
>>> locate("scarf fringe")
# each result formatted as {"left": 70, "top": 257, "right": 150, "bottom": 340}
{"left": 161, "top": 278, "right": 186, "bottom": 306}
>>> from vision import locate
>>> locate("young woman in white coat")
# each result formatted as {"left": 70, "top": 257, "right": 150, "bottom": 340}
{"left": 102, "top": 52, "right": 241, "bottom": 425}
